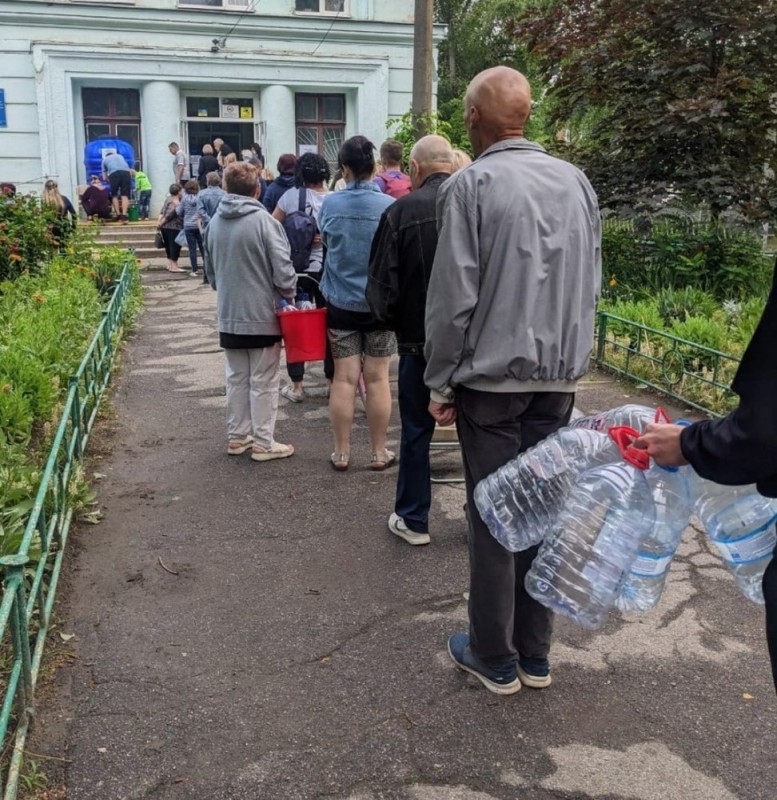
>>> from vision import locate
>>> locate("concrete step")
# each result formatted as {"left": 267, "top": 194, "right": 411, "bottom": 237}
{"left": 131, "top": 246, "right": 190, "bottom": 259}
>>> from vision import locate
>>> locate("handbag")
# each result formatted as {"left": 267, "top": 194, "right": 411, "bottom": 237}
{"left": 174, "top": 229, "right": 187, "bottom": 247}
{"left": 154, "top": 229, "right": 164, "bottom": 249}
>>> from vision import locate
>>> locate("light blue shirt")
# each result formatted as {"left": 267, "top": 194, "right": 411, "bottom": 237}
{"left": 318, "top": 181, "right": 394, "bottom": 312}
{"left": 101, "top": 152, "right": 130, "bottom": 175}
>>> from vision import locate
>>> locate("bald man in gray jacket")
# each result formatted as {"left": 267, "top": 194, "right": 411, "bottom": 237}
{"left": 425, "top": 67, "right": 601, "bottom": 695}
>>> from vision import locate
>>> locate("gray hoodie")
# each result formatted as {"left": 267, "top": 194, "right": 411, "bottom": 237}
{"left": 424, "top": 138, "right": 601, "bottom": 402}
{"left": 203, "top": 194, "right": 297, "bottom": 336}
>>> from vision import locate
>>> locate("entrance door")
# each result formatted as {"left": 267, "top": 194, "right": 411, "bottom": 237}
{"left": 82, "top": 88, "right": 142, "bottom": 168}
{"left": 187, "top": 121, "right": 254, "bottom": 161}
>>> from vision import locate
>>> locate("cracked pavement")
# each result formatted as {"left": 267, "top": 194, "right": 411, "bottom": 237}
{"left": 36, "top": 271, "right": 776, "bottom": 799}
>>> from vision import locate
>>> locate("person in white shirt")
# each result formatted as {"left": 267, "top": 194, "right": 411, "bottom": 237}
{"left": 168, "top": 142, "right": 189, "bottom": 185}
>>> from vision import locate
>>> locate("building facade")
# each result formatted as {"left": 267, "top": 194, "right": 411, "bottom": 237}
{"left": 0, "top": 0, "right": 436, "bottom": 212}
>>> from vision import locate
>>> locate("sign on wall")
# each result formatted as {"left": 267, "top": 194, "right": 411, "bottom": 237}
{"left": 0, "top": 90, "right": 6, "bottom": 128}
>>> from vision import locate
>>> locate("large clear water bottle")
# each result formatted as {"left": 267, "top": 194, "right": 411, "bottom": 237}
{"left": 615, "top": 464, "right": 692, "bottom": 612}
{"left": 474, "top": 427, "right": 622, "bottom": 552}
{"left": 570, "top": 404, "right": 669, "bottom": 434}
{"left": 689, "top": 475, "right": 777, "bottom": 603}
{"left": 525, "top": 445, "right": 656, "bottom": 629}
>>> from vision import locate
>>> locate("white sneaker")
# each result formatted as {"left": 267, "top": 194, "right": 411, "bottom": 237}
{"left": 251, "top": 442, "right": 295, "bottom": 462}
{"left": 388, "top": 513, "right": 431, "bottom": 546}
{"left": 281, "top": 385, "right": 305, "bottom": 403}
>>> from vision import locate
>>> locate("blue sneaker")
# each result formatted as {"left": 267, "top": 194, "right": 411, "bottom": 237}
{"left": 447, "top": 632, "right": 521, "bottom": 695}
{"left": 517, "top": 654, "right": 552, "bottom": 689}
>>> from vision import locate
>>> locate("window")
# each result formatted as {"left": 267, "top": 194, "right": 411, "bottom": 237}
{"left": 295, "top": 94, "right": 346, "bottom": 169}
{"left": 294, "top": 0, "right": 347, "bottom": 13}
{"left": 184, "top": 96, "right": 254, "bottom": 120}
{"left": 82, "top": 88, "right": 143, "bottom": 168}
{"left": 178, "top": 0, "right": 250, "bottom": 9}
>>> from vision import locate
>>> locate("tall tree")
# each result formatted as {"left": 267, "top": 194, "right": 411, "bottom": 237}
{"left": 436, "top": 0, "right": 530, "bottom": 104}
{"left": 513, "top": 0, "right": 777, "bottom": 220}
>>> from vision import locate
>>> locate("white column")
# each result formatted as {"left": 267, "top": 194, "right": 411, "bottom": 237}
{"left": 141, "top": 81, "right": 181, "bottom": 215}
{"left": 260, "top": 85, "right": 296, "bottom": 170}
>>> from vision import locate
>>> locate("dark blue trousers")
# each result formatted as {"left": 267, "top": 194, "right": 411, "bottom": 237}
{"left": 395, "top": 354, "right": 435, "bottom": 533}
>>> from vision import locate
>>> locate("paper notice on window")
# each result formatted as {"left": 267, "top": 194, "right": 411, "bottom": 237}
{"left": 221, "top": 104, "right": 239, "bottom": 119}
{"left": 298, "top": 144, "right": 318, "bottom": 156}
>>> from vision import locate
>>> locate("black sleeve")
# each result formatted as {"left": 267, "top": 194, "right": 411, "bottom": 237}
{"left": 366, "top": 209, "right": 400, "bottom": 327}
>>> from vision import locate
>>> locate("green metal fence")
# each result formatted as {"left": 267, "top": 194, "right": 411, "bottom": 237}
{"left": 595, "top": 311, "right": 741, "bottom": 417}
{"left": 0, "top": 263, "right": 135, "bottom": 799}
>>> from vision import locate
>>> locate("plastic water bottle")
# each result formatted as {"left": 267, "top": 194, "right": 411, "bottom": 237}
{"left": 688, "top": 475, "right": 777, "bottom": 603}
{"left": 570, "top": 404, "right": 668, "bottom": 434}
{"left": 474, "top": 427, "right": 622, "bottom": 552}
{"left": 525, "top": 457, "right": 656, "bottom": 629}
{"left": 277, "top": 298, "right": 297, "bottom": 312}
{"left": 615, "top": 464, "right": 692, "bottom": 612}
{"left": 295, "top": 291, "right": 316, "bottom": 310}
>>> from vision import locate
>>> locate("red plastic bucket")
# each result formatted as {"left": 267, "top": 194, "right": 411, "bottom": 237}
{"left": 277, "top": 307, "right": 327, "bottom": 362}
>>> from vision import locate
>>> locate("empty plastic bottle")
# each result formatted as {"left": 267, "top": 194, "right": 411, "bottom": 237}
{"left": 474, "top": 427, "right": 622, "bottom": 552}
{"left": 277, "top": 298, "right": 297, "bottom": 312}
{"left": 615, "top": 464, "right": 692, "bottom": 612}
{"left": 525, "top": 450, "right": 656, "bottom": 629}
{"left": 570, "top": 404, "right": 669, "bottom": 434}
{"left": 295, "top": 291, "right": 316, "bottom": 310}
{"left": 688, "top": 475, "right": 777, "bottom": 604}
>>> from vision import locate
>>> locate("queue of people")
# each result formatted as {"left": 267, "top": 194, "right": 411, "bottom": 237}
{"left": 22, "top": 67, "right": 744, "bottom": 700}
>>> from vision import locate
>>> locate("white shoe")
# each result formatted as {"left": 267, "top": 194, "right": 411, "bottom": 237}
{"left": 388, "top": 513, "right": 430, "bottom": 546}
{"left": 227, "top": 435, "right": 253, "bottom": 455}
{"left": 251, "top": 442, "right": 295, "bottom": 462}
{"left": 281, "top": 385, "right": 305, "bottom": 403}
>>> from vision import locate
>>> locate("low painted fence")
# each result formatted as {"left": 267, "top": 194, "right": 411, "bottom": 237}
{"left": 0, "top": 262, "right": 134, "bottom": 799}
{"left": 594, "top": 311, "right": 741, "bottom": 417}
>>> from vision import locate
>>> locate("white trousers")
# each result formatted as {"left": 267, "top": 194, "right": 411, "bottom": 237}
{"left": 224, "top": 344, "right": 281, "bottom": 449}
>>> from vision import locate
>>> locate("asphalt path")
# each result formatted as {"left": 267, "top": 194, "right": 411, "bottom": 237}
{"left": 34, "top": 271, "right": 776, "bottom": 799}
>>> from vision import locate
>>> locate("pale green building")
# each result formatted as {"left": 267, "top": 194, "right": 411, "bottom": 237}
{"left": 0, "top": 0, "right": 437, "bottom": 211}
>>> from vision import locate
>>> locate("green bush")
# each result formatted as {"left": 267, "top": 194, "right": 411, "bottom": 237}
{"left": 0, "top": 243, "right": 139, "bottom": 561}
{"left": 0, "top": 194, "right": 57, "bottom": 281}
{"left": 669, "top": 315, "right": 729, "bottom": 354}
{"left": 654, "top": 287, "right": 720, "bottom": 326}
{"left": 602, "top": 219, "right": 772, "bottom": 299}
{"left": 599, "top": 298, "right": 664, "bottom": 333}
{"left": 0, "top": 264, "right": 104, "bottom": 446}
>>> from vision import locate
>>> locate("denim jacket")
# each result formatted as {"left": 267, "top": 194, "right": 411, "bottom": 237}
{"left": 176, "top": 193, "right": 200, "bottom": 229}
{"left": 319, "top": 181, "right": 394, "bottom": 312}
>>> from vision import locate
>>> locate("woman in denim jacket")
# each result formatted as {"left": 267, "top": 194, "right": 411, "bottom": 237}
{"left": 319, "top": 136, "right": 396, "bottom": 472}
{"left": 177, "top": 180, "right": 206, "bottom": 279}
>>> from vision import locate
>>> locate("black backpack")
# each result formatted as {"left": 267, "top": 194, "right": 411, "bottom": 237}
{"left": 282, "top": 188, "right": 317, "bottom": 273}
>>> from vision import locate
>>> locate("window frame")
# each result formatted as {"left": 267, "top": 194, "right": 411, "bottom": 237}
{"left": 177, "top": 0, "right": 252, "bottom": 11}
{"left": 293, "top": 0, "right": 350, "bottom": 17}
{"left": 295, "top": 93, "right": 346, "bottom": 169}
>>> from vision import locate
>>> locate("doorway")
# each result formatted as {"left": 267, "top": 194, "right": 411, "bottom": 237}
{"left": 187, "top": 122, "right": 255, "bottom": 161}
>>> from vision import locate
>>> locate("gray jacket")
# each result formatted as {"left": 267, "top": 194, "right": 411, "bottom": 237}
{"left": 203, "top": 194, "right": 296, "bottom": 336}
{"left": 424, "top": 138, "right": 601, "bottom": 402}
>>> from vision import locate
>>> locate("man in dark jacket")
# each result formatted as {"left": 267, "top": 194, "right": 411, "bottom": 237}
{"left": 637, "top": 260, "right": 777, "bottom": 693}
{"left": 262, "top": 153, "right": 297, "bottom": 214}
{"left": 367, "top": 135, "right": 454, "bottom": 546}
